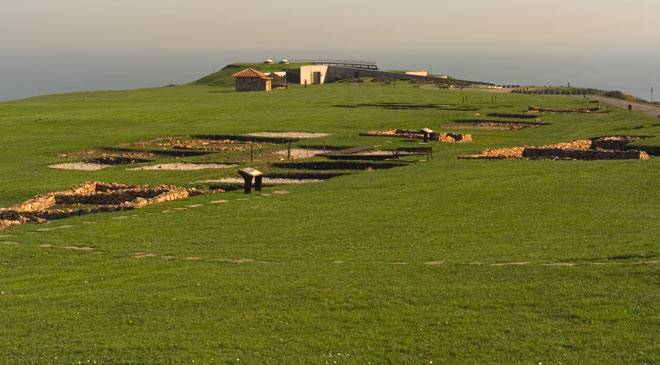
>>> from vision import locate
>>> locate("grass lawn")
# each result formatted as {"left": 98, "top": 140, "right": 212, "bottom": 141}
{"left": 0, "top": 80, "right": 658, "bottom": 363}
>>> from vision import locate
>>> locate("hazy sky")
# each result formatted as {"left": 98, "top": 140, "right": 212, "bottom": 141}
{"left": 1, "top": 0, "right": 659, "bottom": 100}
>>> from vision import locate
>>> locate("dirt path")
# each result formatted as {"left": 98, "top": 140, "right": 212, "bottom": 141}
{"left": 587, "top": 96, "right": 660, "bottom": 118}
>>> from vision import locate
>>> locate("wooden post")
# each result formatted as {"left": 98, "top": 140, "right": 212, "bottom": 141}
{"left": 243, "top": 176, "right": 253, "bottom": 194}
{"left": 250, "top": 143, "right": 253, "bottom": 162}
{"left": 254, "top": 176, "right": 263, "bottom": 192}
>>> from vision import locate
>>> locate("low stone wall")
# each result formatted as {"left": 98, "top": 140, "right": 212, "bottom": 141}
{"left": 513, "top": 89, "right": 586, "bottom": 95}
{"left": 590, "top": 136, "right": 645, "bottom": 150}
{"left": 235, "top": 78, "right": 270, "bottom": 92}
{"left": 14, "top": 196, "right": 56, "bottom": 212}
{"left": 522, "top": 148, "right": 648, "bottom": 160}
{"left": 458, "top": 137, "right": 651, "bottom": 160}
{"left": 361, "top": 129, "right": 472, "bottom": 142}
{"left": 439, "top": 133, "right": 472, "bottom": 143}
{"left": 458, "top": 147, "right": 524, "bottom": 160}
{"left": 0, "top": 182, "right": 211, "bottom": 229}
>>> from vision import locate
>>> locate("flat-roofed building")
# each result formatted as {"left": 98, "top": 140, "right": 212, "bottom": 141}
{"left": 405, "top": 70, "right": 430, "bottom": 77}
{"left": 300, "top": 65, "right": 329, "bottom": 85}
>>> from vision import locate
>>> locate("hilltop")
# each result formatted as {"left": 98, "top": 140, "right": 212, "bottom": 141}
{"left": 514, "top": 85, "right": 655, "bottom": 104}
{"left": 193, "top": 62, "right": 492, "bottom": 88}
{"left": 193, "top": 62, "right": 308, "bottom": 87}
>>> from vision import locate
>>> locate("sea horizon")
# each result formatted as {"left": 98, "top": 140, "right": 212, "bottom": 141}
{"left": 1, "top": 50, "right": 658, "bottom": 102}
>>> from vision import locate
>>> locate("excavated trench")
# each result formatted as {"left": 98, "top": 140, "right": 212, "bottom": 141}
{"left": 486, "top": 113, "right": 539, "bottom": 119}
{"left": 152, "top": 133, "right": 330, "bottom": 150}
{"left": 50, "top": 156, "right": 155, "bottom": 171}
{"left": 132, "top": 137, "right": 251, "bottom": 152}
{"left": 51, "top": 148, "right": 210, "bottom": 171}
{"left": 271, "top": 160, "right": 409, "bottom": 171}
{"left": 361, "top": 129, "right": 472, "bottom": 143}
{"left": 335, "top": 103, "right": 478, "bottom": 111}
{"left": 0, "top": 182, "right": 213, "bottom": 229}
{"left": 53, "top": 137, "right": 331, "bottom": 171}
{"left": 449, "top": 120, "right": 549, "bottom": 130}
{"left": 266, "top": 172, "right": 347, "bottom": 180}
{"left": 202, "top": 172, "right": 345, "bottom": 192}
{"left": 527, "top": 106, "right": 608, "bottom": 114}
{"left": 590, "top": 135, "right": 659, "bottom": 156}
{"left": 323, "top": 151, "right": 400, "bottom": 161}
{"left": 459, "top": 136, "right": 652, "bottom": 160}
{"left": 102, "top": 147, "right": 211, "bottom": 158}
{"left": 86, "top": 156, "right": 153, "bottom": 165}
{"left": 192, "top": 134, "right": 298, "bottom": 144}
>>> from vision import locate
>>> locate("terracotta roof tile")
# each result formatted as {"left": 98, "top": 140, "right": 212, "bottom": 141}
{"left": 232, "top": 67, "right": 272, "bottom": 80}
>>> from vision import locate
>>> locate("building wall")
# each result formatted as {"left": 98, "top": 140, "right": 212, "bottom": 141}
{"left": 300, "top": 65, "right": 329, "bottom": 85}
{"left": 324, "top": 66, "right": 431, "bottom": 82}
{"left": 405, "top": 70, "right": 429, "bottom": 77}
{"left": 270, "top": 76, "right": 287, "bottom": 89}
{"left": 296, "top": 65, "right": 492, "bottom": 87}
{"left": 235, "top": 78, "right": 271, "bottom": 92}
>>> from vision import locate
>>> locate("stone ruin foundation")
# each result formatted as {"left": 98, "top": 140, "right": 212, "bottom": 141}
{"left": 486, "top": 113, "right": 539, "bottom": 120}
{"left": 335, "top": 103, "right": 478, "bottom": 111}
{"left": 142, "top": 137, "right": 252, "bottom": 152}
{"left": 458, "top": 136, "right": 651, "bottom": 161}
{"left": 360, "top": 129, "right": 472, "bottom": 143}
{"left": 527, "top": 106, "right": 605, "bottom": 114}
{"left": 0, "top": 182, "right": 212, "bottom": 229}
{"left": 450, "top": 120, "right": 548, "bottom": 130}
{"left": 438, "top": 133, "right": 473, "bottom": 143}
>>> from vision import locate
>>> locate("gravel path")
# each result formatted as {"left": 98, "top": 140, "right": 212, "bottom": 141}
{"left": 587, "top": 96, "right": 660, "bottom": 118}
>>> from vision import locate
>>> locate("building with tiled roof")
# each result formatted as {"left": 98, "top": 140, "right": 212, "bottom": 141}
{"left": 232, "top": 68, "right": 273, "bottom": 92}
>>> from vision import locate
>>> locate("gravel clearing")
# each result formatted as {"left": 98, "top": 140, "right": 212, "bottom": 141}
{"left": 129, "top": 163, "right": 237, "bottom": 171}
{"left": 275, "top": 148, "right": 326, "bottom": 160}
{"left": 246, "top": 132, "right": 330, "bottom": 139}
{"left": 49, "top": 162, "right": 110, "bottom": 171}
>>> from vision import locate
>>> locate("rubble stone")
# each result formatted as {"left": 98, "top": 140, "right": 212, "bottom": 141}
{"left": 0, "top": 182, "right": 215, "bottom": 229}
{"left": 459, "top": 137, "right": 651, "bottom": 160}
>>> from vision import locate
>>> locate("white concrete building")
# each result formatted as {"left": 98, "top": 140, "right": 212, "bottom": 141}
{"left": 405, "top": 70, "right": 429, "bottom": 77}
{"left": 300, "top": 65, "right": 329, "bottom": 85}
{"left": 266, "top": 71, "right": 287, "bottom": 78}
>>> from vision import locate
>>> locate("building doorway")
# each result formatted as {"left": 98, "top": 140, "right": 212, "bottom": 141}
{"left": 312, "top": 72, "right": 322, "bottom": 84}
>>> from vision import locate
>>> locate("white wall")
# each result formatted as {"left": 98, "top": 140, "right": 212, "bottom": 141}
{"left": 405, "top": 70, "right": 429, "bottom": 77}
{"left": 300, "top": 65, "right": 329, "bottom": 85}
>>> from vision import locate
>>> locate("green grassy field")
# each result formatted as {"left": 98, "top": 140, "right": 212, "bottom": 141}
{"left": 0, "top": 79, "right": 658, "bottom": 363}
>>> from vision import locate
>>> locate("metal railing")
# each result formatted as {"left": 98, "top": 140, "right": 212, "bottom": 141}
{"left": 292, "top": 60, "right": 378, "bottom": 70}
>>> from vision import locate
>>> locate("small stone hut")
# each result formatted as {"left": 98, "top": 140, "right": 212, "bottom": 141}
{"left": 232, "top": 68, "right": 272, "bottom": 92}
{"left": 268, "top": 73, "right": 288, "bottom": 89}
